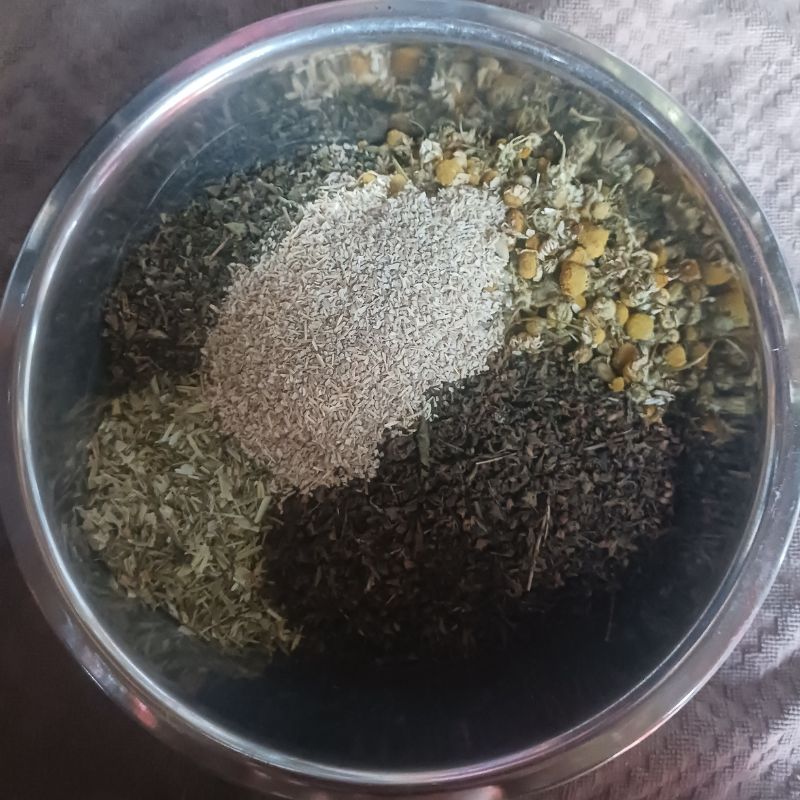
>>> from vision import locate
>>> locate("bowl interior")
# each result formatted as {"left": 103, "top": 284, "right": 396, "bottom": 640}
{"left": 21, "top": 33, "right": 761, "bottom": 774}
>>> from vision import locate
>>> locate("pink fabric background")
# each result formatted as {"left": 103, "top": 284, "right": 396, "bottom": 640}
{"left": 1, "top": 2, "right": 798, "bottom": 798}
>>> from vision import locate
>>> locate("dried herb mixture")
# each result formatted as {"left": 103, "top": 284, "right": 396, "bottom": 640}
{"left": 77, "top": 374, "right": 298, "bottom": 654}
{"left": 372, "top": 123, "right": 758, "bottom": 421}
{"left": 79, "top": 44, "right": 760, "bottom": 659}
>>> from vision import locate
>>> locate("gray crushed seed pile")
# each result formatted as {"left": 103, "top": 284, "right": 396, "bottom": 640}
{"left": 203, "top": 176, "right": 510, "bottom": 492}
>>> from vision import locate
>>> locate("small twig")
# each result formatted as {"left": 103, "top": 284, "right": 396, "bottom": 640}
{"left": 526, "top": 497, "right": 550, "bottom": 592}
{"left": 473, "top": 451, "right": 515, "bottom": 466}
{"left": 568, "top": 107, "right": 602, "bottom": 124}
{"left": 207, "top": 235, "right": 231, "bottom": 261}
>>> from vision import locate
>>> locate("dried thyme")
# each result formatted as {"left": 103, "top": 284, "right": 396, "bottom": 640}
{"left": 77, "top": 373, "right": 298, "bottom": 654}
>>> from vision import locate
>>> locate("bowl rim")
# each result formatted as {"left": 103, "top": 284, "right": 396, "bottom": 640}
{"left": 2, "top": 0, "right": 799, "bottom": 795}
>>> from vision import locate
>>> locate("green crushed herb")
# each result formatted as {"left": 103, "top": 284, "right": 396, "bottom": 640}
{"left": 77, "top": 373, "right": 299, "bottom": 654}
{"left": 262, "top": 351, "right": 683, "bottom": 660}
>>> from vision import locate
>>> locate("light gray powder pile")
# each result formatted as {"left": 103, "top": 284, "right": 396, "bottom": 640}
{"left": 203, "top": 176, "right": 510, "bottom": 492}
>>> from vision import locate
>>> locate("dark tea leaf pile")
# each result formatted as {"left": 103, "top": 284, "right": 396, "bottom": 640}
{"left": 264, "top": 351, "right": 682, "bottom": 659}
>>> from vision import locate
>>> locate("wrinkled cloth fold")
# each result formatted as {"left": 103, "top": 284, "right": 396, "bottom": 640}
{"left": 1, "top": 1, "right": 798, "bottom": 798}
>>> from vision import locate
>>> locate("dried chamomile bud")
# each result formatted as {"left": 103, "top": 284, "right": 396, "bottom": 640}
{"left": 612, "top": 343, "right": 639, "bottom": 374}
{"left": 626, "top": 312, "right": 655, "bottom": 341}
{"left": 386, "top": 129, "right": 411, "bottom": 148}
{"left": 631, "top": 166, "right": 655, "bottom": 192}
{"left": 609, "top": 376, "right": 626, "bottom": 392}
{"left": 517, "top": 250, "right": 539, "bottom": 280}
{"left": 592, "top": 297, "right": 617, "bottom": 322}
{"left": 436, "top": 158, "right": 463, "bottom": 186}
{"left": 506, "top": 208, "right": 526, "bottom": 233}
{"left": 578, "top": 225, "right": 610, "bottom": 259}
{"left": 390, "top": 46, "right": 424, "bottom": 79}
{"left": 503, "top": 184, "right": 531, "bottom": 208}
{"left": 663, "top": 344, "right": 687, "bottom": 369}
{"left": 560, "top": 262, "right": 588, "bottom": 299}
{"left": 701, "top": 259, "right": 734, "bottom": 287}
{"left": 388, "top": 173, "right": 408, "bottom": 197}
{"left": 678, "top": 259, "right": 702, "bottom": 283}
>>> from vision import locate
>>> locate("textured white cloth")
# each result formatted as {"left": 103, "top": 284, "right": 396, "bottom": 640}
{"left": 512, "top": 0, "right": 800, "bottom": 268}
{"left": 497, "top": 3, "right": 800, "bottom": 797}
{"left": 1, "top": 2, "right": 798, "bottom": 798}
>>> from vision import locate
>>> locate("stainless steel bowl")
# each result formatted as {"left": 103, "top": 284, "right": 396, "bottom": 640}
{"left": 2, "top": 1, "right": 799, "bottom": 796}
